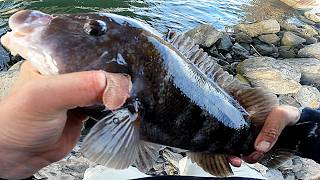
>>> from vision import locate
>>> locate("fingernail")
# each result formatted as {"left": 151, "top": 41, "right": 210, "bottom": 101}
{"left": 256, "top": 141, "right": 271, "bottom": 152}
{"left": 96, "top": 71, "right": 107, "bottom": 89}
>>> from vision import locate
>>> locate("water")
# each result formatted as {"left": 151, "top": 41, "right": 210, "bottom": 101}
{"left": 0, "top": 0, "right": 304, "bottom": 69}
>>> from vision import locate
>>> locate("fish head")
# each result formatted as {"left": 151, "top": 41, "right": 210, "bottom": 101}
{"left": 1, "top": 10, "right": 155, "bottom": 75}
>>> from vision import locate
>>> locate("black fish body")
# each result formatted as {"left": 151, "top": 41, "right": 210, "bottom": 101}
{"left": 2, "top": 10, "right": 307, "bottom": 176}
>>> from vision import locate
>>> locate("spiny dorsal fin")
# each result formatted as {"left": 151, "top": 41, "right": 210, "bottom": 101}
{"left": 187, "top": 152, "right": 233, "bottom": 177}
{"left": 260, "top": 149, "right": 295, "bottom": 169}
{"left": 81, "top": 108, "right": 162, "bottom": 172}
{"left": 169, "top": 32, "right": 279, "bottom": 125}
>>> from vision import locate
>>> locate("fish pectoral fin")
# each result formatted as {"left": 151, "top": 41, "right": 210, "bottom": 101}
{"left": 234, "top": 87, "right": 279, "bottom": 125}
{"left": 134, "top": 141, "right": 164, "bottom": 172}
{"left": 187, "top": 152, "right": 233, "bottom": 177}
{"left": 81, "top": 108, "right": 139, "bottom": 169}
{"left": 81, "top": 107, "right": 162, "bottom": 172}
{"left": 260, "top": 149, "right": 295, "bottom": 169}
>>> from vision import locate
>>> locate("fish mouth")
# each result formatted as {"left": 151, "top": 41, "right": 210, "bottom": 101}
{"left": 8, "top": 10, "right": 53, "bottom": 36}
{"left": 1, "top": 10, "right": 52, "bottom": 57}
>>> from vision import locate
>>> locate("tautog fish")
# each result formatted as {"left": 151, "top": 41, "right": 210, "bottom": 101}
{"left": 1, "top": 10, "right": 305, "bottom": 177}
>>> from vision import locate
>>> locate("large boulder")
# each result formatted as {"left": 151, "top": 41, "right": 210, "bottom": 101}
{"left": 235, "top": 19, "right": 280, "bottom": 37}
{"left": 298, "top": 43, "right": 320, "bottom": 60}
{"left": 258, "top": 34, "right": 280, "bottom": 45}
{"left": 293, "top": 86, "right": 320, "bottom": 108}
{"left": 237, "top": 57, "right": 301, "bottom": 94}
{"left": 184, "top": 24, "right": 222, "bottom": 47}
{"left": 283, "top": 58, "right": 320, "bottom": 86}
{"left": 281, "top": 32, "right": 306, "bottom": 47}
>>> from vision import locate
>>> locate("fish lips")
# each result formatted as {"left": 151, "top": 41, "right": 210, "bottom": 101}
{"left": 8, "top": 10, "right": 53, "bottom": 36}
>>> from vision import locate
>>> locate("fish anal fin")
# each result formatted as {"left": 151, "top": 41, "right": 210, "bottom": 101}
{"left": 260, "top": 149, "right": 295, "bottom": 169}
{"left": 187, "top": 152, "right": 233, "bottom": 177}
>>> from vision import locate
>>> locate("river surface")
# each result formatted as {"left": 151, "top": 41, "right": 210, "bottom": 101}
{"left": 0, "top": 0, "right": 305, "bottom": 70}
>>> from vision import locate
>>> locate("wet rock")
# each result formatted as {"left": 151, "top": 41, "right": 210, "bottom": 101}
{"left": 237, "top": 57, "right": 301, "bottom": 94}
{"left": 283, "top": 58, "right": 320, "bottom": 86}
{"left": 254, "top": 43, "right": 278, "bottom": 57}
{"left": 161, "top": 149, "right": 184, "bottom": 171}
{"left": 301, "top": 25, "right": 318, "bottom": 38}
{"left": 184, "top": 24, "right": 222, "bottom": 47}
{"left": 293, "top": 85, "right": 320, "bottom": 108}
{"left": 235, "top": 32, "right": 253, "bottom": 43}
{"left": 216, "top": 33, "right": 233, "bottom": 51}
{"left": 298, "top": 43, "right": 320, "bottom": 60}
{"left": 278, "top": 46, "right": 296, "bottom": 59}
{"left": 235, "top": 19, "right": 280, "bottom": 37}
{"left": 278, "top": 95, "right": 301, "bottom": 108}
{"left": 239, "top": 43, "right": 251, "bottom": 51}
{"left": 258, "top": 34, "right": 280, "bottom": 45}
{"left": 304, "top": 11, "right": 320, "bottom": 23}
{"left": 232, "top": 43, "right": 250, "bottom": 59}
{"left": 281, "top": 32, "right": 306, "bottom": 47}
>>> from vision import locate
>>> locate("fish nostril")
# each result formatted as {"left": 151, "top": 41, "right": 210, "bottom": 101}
{"left": 9, "top": 10, "right": 52, "bottom": 34}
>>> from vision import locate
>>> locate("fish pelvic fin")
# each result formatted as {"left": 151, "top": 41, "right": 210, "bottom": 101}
{"left": 81, "top": 107, "right": 162, "bottom": 171}
{"left": 260, "top": 149, "right": 295, "bottom": 169}
{"left": 187, "top": 152, "right": 233, "bottom": 177}
{"left": 169, "top": 32, "right": 279, "bottom": 125}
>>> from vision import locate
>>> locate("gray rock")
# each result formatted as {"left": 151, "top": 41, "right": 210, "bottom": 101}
{"left": 292, "top": 157, "right": 320, "bottom": 180}
{"left": 232, "top": 43, "right": 250, "bottom": 59}
{"left": 258, "top": 34, "right": 280, "bottom": 45}
{"left": 281, "top": 32, "right": 306, "bottom": 47}
{"left": 237, "top": 57, "right": 302, "bottom": 94}
{"left": 301, "top": 25, "right": 319, "bottom": 38}
{"left": 281, "top": 22, "right": 299, "bottom": 32}
{"left": 235, "top": 19, "right": 280, "bottom": 37}
{"left": 305, "top": 36, "right": 318, "bottom": 45}
{"left": 254, "top": 43, "right": 278, "bottom": 57}
{"left": 283, "top": 58, "right": 320, "bottom": 88}
{"left": 304, "top": 11, "right": 320, "bottom": 23}
{"left": 217, "top": 33, "right": 233, "bottom": 51}
{"left": 235, "top": 32, "right": 253, "bottom": 43}
{"left": 0, "top": 61, "right": 24, "bottom": 100}
{"left": 298, "top": 43, "right": 320, "bottom": 60}
{"left": 278, "top": 46, "right": 296, "bottom": 59}
{"left": 184, "top": 24, "right": 222, "bottom": 47}
{"left": 293, "top": 85, "right": 320, "bottom": 108}
{"left": 278, "top": 95, "right": 301, "bottom": 108}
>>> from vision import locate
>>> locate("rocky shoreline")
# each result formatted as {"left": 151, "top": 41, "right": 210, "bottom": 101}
{"left": 1, "top": 16, "right": 320, "bottom": 180}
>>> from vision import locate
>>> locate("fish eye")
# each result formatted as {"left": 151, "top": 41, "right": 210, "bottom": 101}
{"left": 84, "top": 19, "right": 107, "bottom": 36}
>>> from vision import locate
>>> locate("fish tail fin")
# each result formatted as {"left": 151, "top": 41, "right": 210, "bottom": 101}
{"left": 81, "top": 108, "right": 161, "bottom": 171}
{"left": 260, "top": 149, "right": 295, "bottom": 169}
{"left": 187, "top": 152, "right": 233, "bottom": 177}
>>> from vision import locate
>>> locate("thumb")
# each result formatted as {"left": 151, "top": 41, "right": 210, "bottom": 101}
{"left": 20, "top": 71, "right": 129, "bottom": 113}
{"left": 254, "top": 106, "right": 300, "bottom": 153}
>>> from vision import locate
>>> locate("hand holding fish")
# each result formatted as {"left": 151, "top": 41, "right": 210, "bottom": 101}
{"left": 0, "top": 60, "right": 131, "bottom": 179}
{"left": 229, "top": 105, "right": 301, "bottom": 167}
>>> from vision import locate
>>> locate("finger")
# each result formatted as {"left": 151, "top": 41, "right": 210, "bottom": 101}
{"left": 228, "top": 156, "right": 242, "bottom": 167}
{"left": 243, "top": 151, "right": 264, "bottom": 164}
{"left": 0, "top": 34, "right": 9, "bottom": 47}
{"left": 20, "top": 71, "right": 108, "bottom": 112}
{"left": 254, "top": 110, "right": 289, "bottom": 153}
{"left": 103, "top": 73, "right": 132, "bottom": 110}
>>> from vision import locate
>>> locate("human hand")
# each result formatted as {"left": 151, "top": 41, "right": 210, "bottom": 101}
{"left": 228, "top": 105, "right": 301, "bottom": 167}
{"left": 0, "top": 61, "right": 131, "bottom": 179}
